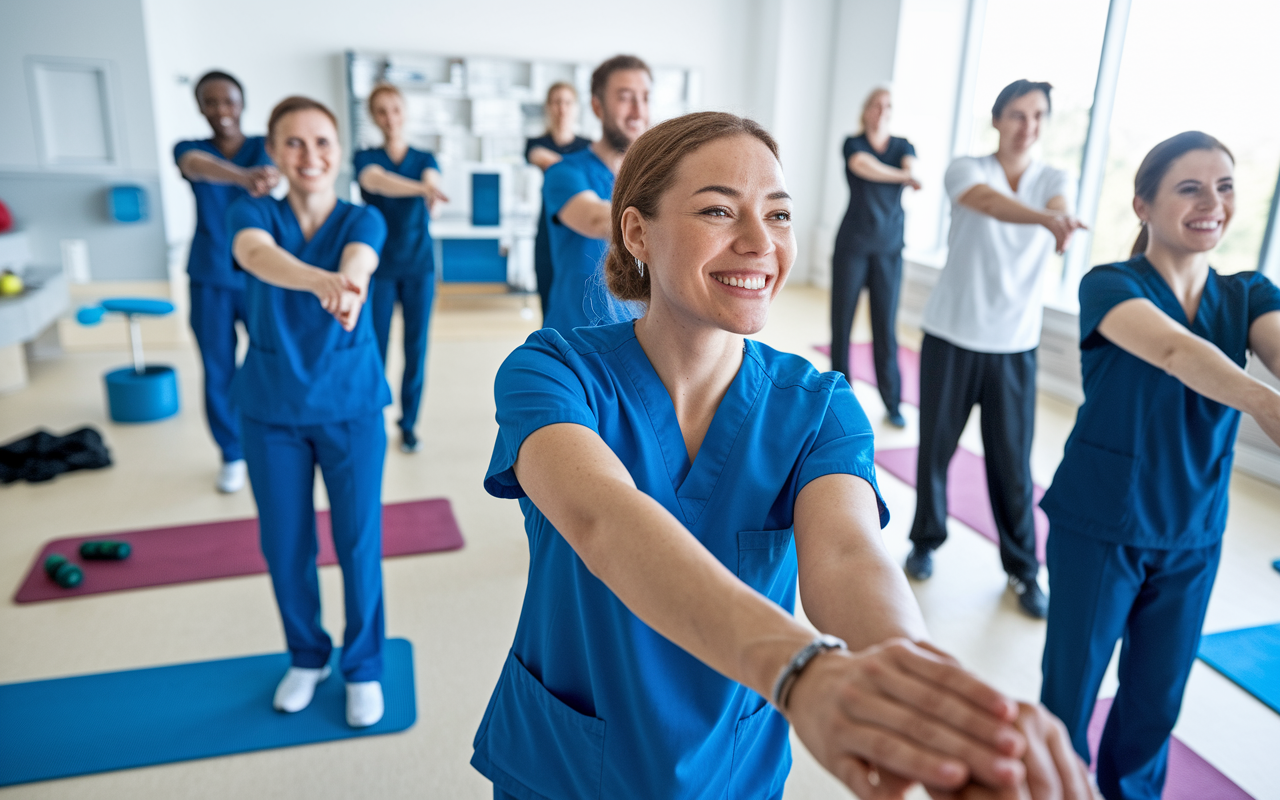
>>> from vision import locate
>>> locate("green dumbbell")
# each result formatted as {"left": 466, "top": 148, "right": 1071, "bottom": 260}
{"left": 44, "top": 554, "right": 83, "bottom": 589}
{"left": 79, "top": 541, "right": 131, "bottom": 560}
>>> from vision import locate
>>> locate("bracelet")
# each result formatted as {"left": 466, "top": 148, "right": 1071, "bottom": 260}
{"left": 771, "top": 633, "right": 847, "bottom": 711}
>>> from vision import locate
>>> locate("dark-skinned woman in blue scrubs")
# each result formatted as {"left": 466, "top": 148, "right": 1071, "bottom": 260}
{"left": 1040, "top": 132, "right": 1280, "bottom": 800}
{"left": 175, "top": 71, "right": 279, "bottom": 493}
{"left": 525, "top": 81, "right": 590, "bottom": 322}
{"left": 354, "top": 83, "right": 448, "bottom": 454}
{"left": 229, "top": 96, "right": 391, "bottom": 729}
{"left": 473, "top": 112, "right": 1091, "bottom": 800}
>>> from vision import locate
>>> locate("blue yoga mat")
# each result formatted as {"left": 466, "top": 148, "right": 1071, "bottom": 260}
{"left": 0, "top": 638, "right": 415, "bottom": 787}
{"left": 1198, "top": 623, "right": 1280, "bottom": 715}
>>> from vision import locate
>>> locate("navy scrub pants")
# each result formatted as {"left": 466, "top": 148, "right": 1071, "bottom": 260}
{"left": 188, "top": 282, "right": 247, "bottom": 463}
{"left": 909, "top": 334, "right": 1039, "bottom": 582}
{"left": 242, "top": 413, "right": 387, "bottom": 682}
{"left": 1041, "top": 530, "right": 1221, "bottom": 800}
{"left": 534, "top": 211, "right": 554, "bottom": 323}
{"left": 370, "top": 273, "right": 436, "bottom": 436}
{"left": 829, "top": 248, "right": 903, "bottom": 416}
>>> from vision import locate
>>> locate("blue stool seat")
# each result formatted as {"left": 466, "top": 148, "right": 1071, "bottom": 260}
{"left": 77, "top": 297, "right": 180, "bottom": 424}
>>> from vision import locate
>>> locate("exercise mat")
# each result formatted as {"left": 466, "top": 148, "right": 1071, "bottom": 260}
{"left": 1198, "top": 623, "right": 1280, "bottom": 715}
{"left": 0, "top": 638, "right": 415, "bottom": 787}
{"left": 813, "top": 343, "right": 921, "bottom": 407}
{"left": 15, "top": 498, "right": 463, "bottom": 603}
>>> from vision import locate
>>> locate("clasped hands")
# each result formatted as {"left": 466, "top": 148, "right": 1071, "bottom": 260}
{"left": 243, "top": 165, "right": 281, "bottom": 198}
{"left": 311, "top": 270, "right": 365, "bottom": 332}
{"left": 786, "top": 638, "right": 1094, "bottom": 800}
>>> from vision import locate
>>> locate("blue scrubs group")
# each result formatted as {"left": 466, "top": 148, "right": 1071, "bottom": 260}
{"left": 174, "top": 136, "right": 273, "bottom": 464}
{"left": 228, "top": 194, "right": 391, "bottom": 682}
{"left": 541, "top": 148, "right": 630, "bottom": 335}
{"left": 1039, "top": 255, "right": 1280, "bottom": 800}
{"left": 473, "top": 321, "right": 888, "bottom": 799}
{"left": 353, "top": 146, "right": 441, "bottom": 438}
{"left": 524, "top": 133, "right": 591, "bottom": 321}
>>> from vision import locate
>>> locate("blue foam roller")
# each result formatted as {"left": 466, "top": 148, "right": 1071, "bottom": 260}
{"left": 104, "top": 365, "right": 179, "bottom": 423}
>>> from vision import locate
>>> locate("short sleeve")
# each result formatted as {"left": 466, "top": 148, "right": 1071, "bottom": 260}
{"left": 348, "top": 205, "right": 387, "bottom": 253}
{"left": 1044, "top": 167, "right": 1075, "bottom": 211}
{"left": 1078, "top": 264, "right": 1145, "bottom": 347}
{"left": 796, "top": 378, "right": 890, "bottom": 527}
{"left": 483, "top": 332, "right": 600, "bottom": 499}
{"left": 247, "top": 137, "right": 273, "bottom": 168}
{"left": 543, "top": 158, "right": 592, "bottom": 219}
{"left": 524, "top": 136, "right": 546, "bottom": 163}
{"left": 843, "top": 136, "right": 870, "bottom": 160}
{"left": 944, "top": 157, "right": 986, "bottom": 203}
{"left": 353, "top": 149, "right": 373, "bottom": 175}
{"left": 1248, "top": 272, "right": 1280, "bottom": 323}
{"left": 226, "top": 196, "right": 270, "bottom": 238}
{"left": 424, "top": 152, "right": 440, "bottom": 173}
{"left": 173, "top": 140, "right": 202, "bottom": 170}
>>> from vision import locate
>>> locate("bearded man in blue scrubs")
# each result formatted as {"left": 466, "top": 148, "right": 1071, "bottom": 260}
{"left": 540, "top": 55, "right": 651, "bottom": 335}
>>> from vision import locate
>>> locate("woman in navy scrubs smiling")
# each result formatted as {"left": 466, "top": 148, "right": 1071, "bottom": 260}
{"left": 1040, "top": 132, "right": 1280, "bottom": 800}
{"left": 229, "top": 96, "right": 391, "bottom": 729}
{"left": 473, "top": 111, "right": 1090, "bottom": 800}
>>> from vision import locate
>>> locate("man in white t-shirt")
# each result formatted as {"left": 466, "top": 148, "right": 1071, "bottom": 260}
{"left": 906, "top": 80, "right": 1085, "bottom": 619}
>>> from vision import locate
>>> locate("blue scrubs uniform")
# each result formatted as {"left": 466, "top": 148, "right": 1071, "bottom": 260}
{"left": 541, "top": 148, "right": 631, "bottom": 335}
{"left": 473, "top": 321, "right": 889, "bottom": 799}
{"left": 228, "top": 195, "right": 392, "bottom": 682}
{"left": 353, "top": 147, "right": 440, "bottom": 436}
{"left": 174, "top": 136, "right": 272, "bottom": 463}
{"left": 525, "top": 134, "right": 591, "bottom": 321}
{"left": 1039, "top": 255, "right": 1280, "bottom": 800}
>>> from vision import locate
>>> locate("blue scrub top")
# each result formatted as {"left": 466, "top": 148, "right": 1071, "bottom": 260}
{"left": 541, "top": 148, "right": 631, "bottom": 334}
{"left": 1041, "top": 255, "right": 1280, "bottom": 548}
{"left": 227, "top": 196, "right": 391, "bottom": 426}
{"left": 353, "top": 147, "right": 439, "bottom": 279}
{"left": 174, "top": 137, "right": 272, "bottom": 289}
{"left": 473, "top": 321, "right": 888, "bottom": 800}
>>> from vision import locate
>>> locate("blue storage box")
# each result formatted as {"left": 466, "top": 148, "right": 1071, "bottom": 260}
{"left": 441, "top": 239, "right": 506, "bottom": 283}
{"left": 108, "top": 185, "right": 148, "bottom": 223}
{"left": 471, "top": 173, "right": 501, "bottom": 227}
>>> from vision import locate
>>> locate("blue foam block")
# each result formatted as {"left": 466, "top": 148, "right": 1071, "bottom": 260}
{"left": 1198, "top": 623, "right": 1280, "bottom": 715}
{"left": 0, "top": 638, "right": 415, "bottom": 787}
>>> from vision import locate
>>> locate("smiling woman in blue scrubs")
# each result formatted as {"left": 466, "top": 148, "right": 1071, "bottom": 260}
{"left": 1040, "top": 132, "right": 1280, "bottom": 800}
{"left": 354, "top": 83, "right": 448, "bottom": 454}
{"left": 229, "top": 96, "right": 391, "bottom": 729}
{"left": 474, "top": 111, "right": 1092, "bottom": 800}
{"left": 175, "top": 71, "right": 279, "bottom": 493}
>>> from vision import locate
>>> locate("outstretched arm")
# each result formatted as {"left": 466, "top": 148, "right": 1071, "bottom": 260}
{"left": 1098, "top": 301, "right": 1280, "bottom": 445}
{"left": 850, "top": 153, "right": 921, "bottom": 190}
{"left": 555, "top": 191, "right": 612, "bottom": 240}
{"left": 231, "top": 228, "right": 364, "bottom": 328}
{"left": 357, "top": 164, "right": 449, "bottom": 206}
{"left": 178, "top": 151, "right": 278, "bottom": 197}
{"left": 957, "top": 188, "right": 1084, "bottom": 254}
{"left": 528, "top": 146, "right": 563, "bottom": 171}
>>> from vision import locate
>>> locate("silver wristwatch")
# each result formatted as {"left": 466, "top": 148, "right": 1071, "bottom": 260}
{"left": 771, "top": 633, "right": 847, "bottom": 711}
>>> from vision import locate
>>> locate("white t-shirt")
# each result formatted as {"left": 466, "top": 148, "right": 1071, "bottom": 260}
{"left": 922, "top": 155, "right": 1074, "bottom": 353}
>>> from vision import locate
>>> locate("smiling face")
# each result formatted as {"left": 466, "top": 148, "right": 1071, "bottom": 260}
{"left": 863, "top": 90, "right": 891, "bottom": 133}
{"left": 623, "top": 134, "right": 795, "bottom": 335}
{"left": 593, "top": 69, "right": 651, "bottom": 153}
{"left": 1136, "top": 148, "right": 1234, "bottom": 256}
{"left": 267, "top": 109, "right": 340, "bottom": 195}
{"left": 369, "top": 90, "right": 405, "bottom": 140}
{"left": 993, "top": 90, "right": 1048, "bottom": 155}
{"left": 197, "top": 79, "right": 243, "bottom": 139}
{"left": 547, "top": 86, "right": 578, "bottom": 132}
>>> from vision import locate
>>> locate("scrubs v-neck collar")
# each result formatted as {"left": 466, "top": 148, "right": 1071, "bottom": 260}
{"left": 614, "top": 327, "right": 765, "bottom": 526}
{"left": 1138, "top": 254, "right": 1214, "bottom": 330}
{"left": 283, "top": 197, "right": 340, "bottom": 246}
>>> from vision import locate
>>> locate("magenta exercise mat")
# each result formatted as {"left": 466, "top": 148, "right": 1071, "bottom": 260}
{"left": 813, "top": 343, "right": 921, "bottom": 407}
{"left": 1088, "top": 697, "right": 1253, "bottom": 799}
{"left": 15, "top": 498, "right": 464, "bottom": 603}
{"left": 874, "top": 446, "right": 1048, "bottom": 562}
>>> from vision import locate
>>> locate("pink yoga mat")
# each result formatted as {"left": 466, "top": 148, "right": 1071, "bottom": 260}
{"left": 1088, "top": 697, "right": 1253, "bottom": 799}
{"left": 15, "top": 498, "right": 463, "bottom": 603}
{"left": 874, "top": 446, "right": 1048, "bottom": 563}
{"left": 814, "top": 343, "right": 921, "bottom": 407}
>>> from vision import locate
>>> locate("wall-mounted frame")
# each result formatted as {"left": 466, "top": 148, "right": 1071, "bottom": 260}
{"left": 24, "top": 56, "right": 123, "bottom": 169}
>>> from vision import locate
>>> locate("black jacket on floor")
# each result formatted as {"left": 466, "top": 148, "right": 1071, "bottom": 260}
{"left": 0, "top": 427, "right": 112, "bottom": 484}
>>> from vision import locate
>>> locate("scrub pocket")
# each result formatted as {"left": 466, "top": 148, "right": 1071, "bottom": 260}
{"left": 473, "top": 650, "right": 606, "bottom": 800}
{"left": 729, "top": 699, "right": 791, "bottom": 800}
{"left": 737, "top": 528, "right": 797, "bottom": 599}
{"left": 1050, "top": 440, "right": 1136, "bottom": 528}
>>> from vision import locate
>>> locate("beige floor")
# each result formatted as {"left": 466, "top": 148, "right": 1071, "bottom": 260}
{"left": 0, "top": 286, "right": 1277, "bottom": 799}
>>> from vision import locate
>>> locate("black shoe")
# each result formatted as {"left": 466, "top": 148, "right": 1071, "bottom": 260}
{"left": 904, "top": 545, "right": 934, "bottom": 580}
{"left": 399, "top": 430, "right": 420, "bottom": 454}
{"left": 886, "top": 411, "right": 907, "bottom": 429}
{"left": 1009, "top": 576, "right": 1048, "bottom": 619}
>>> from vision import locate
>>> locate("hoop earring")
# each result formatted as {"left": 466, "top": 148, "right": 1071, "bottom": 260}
{"left": 635, "top": 258, "right": 646, "bottom": 278}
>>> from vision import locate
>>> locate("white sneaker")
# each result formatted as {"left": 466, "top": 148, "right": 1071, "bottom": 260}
{"left": 346, "top": 681, "right": 384, "bottom": 728}
{"left": 272, "top": 665, "right": 331, "bottom": 713}
{"left": 217, "top": 459, "right": 247, "bottom": 493}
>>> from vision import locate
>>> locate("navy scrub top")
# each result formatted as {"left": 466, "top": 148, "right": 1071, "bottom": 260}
{"left": 834, "top": 134, "right": 917, "bottom": 255}
{"left": 174, "top": 136, "right": 273, "bottom": 289}
{"left": 541, "top": 148, "right": 630, "bottom": 334}
{"left": 227, "top": 196, "right": 391, "bottom": 426}
{"left": 352, "top": 147, "right": 439, "bottom": 279}
{"left": 524, "top": 133, "right": 591, "bottom": 162}
{"left": 473, "top": 321, "right": 889, "bottom": 800}
{"left": 1040, "top": 255, "right": 1280, "bottom": 548}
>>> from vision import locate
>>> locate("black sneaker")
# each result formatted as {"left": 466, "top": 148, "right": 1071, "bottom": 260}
{"left": 904, "top": 544, "right": 934, "bottom": 580}
{"left": 399, "top": 430, "right": 420, "bottom": 454}
{"left": 886, "top": 411, "right": 907, "bottom": 429}
{"left": 1009, "top": 576, "right": 1048, "bottom": 619}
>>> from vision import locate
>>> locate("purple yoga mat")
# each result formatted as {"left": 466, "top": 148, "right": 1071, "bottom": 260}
{"left": 814, "top": 342, "right": 921, "bottom": 407}
{"left": 874, "top": 446, "right": 1048, "bottom": 562}
{"left": 15, "top": 498, "right": 464, "bottom": 603}
{"left": 1088, "top": 697, "right": 1253, "bottom": 799}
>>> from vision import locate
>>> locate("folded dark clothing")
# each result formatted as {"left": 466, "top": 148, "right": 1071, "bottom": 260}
{"left": 0, "top": 427, "right": 112, "bottom": 484}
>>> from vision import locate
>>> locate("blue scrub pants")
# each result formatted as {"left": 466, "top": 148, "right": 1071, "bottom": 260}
{"left": 1041, "top": 530, "right": 1221, "bottom": 800}
{"left": 242, "top": 413, "right": 387, "bottom": 682}
{"left": 188, "top": 282, "right": 246, "bottom": 463}
{"left": 370, "top": 273, "right": 435, "bottom": 435}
